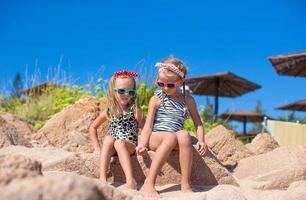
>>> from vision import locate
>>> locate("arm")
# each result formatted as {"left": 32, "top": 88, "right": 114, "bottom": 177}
{"left": 89, "top": 110, "right": 107, "bottom": 154}
{"left": 186, "top": 95, "right": 207, "bottom": 155}
{"left": 135, "top": 105, "right": 145, "bottom": 131}
{"left": 136, "top": 95, "right": 159, "bottom": 154}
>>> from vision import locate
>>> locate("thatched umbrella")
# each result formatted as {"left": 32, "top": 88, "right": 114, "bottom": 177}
{"left": 185, "top": 72, "right": 261, "bottom": 120}
{"left": 219, "top": 111, "right": 267, "bottom": 134}
{"left": 21, "top": 82, "right": 58, "bottom": 96}
{"left": 269, "top": 52, "right": 306, "bottom": 77}
{"left": 276, "top": 99, "right": 306, "bottom": 112}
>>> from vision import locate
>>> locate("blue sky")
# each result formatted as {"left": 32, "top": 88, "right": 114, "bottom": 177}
{"left": 0, "top": 0, "right": 306, "bottom": 122}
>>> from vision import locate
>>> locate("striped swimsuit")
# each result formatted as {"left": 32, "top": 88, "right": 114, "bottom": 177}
{"left": 152, "top": 90, "right": 189, "bottom": 133}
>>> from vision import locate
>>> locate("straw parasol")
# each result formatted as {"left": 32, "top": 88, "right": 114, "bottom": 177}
{"left": 219, "top": 111, "right": 267, "bottom": 134}
{"left": 21, "top": 82, "right": 58, "bottom": 96}
{"left": 185, "top": 72, "right": 261, "bottom": 120}
{"left": 276, "top": 99, "right": 306, "bottom": 112}
{"left": 269, "top": 52, "right": 306, "bottom": 77}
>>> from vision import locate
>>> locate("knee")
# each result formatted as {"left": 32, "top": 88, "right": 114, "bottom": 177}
{"left": 114, "top": 139, "right": 126, "bottom": 150}
{"left": 177, "top": 130, "right": 191, "bottom": 146}
{"left": 165, "top": 134, "right": 178, "bottom": 147}
{"left": 103, "top": 135, "right": 115, "bottom": 146}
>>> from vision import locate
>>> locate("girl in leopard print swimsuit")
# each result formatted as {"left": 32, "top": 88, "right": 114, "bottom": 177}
{"left": 89, "top": 70, "right": 145, "bottom": 190}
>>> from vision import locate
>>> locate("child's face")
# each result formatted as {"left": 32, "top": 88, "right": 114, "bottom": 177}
{"left": 114, "top": 77, "right": 135, "bottom": 107}
{"left": 157, "top": 72, "right": 182, "bottom": 95}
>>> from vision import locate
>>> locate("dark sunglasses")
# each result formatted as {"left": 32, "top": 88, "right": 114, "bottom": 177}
{"left": 156, "top": 81, "right": 180, "bottom": 89}
{"left": 114, "top": 88, "right": 137, "bottom": 97}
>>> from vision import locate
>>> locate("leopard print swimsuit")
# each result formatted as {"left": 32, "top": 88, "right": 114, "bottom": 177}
{"left": 108, "top": 107, "right": 138, "bottom": 145}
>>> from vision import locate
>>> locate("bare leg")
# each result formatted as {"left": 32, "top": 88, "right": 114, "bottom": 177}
{"left": 114, "top": 139, "right": 137, "bottom": 190}
{"left": 141, "top": 132, "right": 177, "bottom": 197}
{"left": 176, "top": 130, "right": 193, "bottom": 192}
{"left": 99, "top": 135, "right": 116, "bottom": 183}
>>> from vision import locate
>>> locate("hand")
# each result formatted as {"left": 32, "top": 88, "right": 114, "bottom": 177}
{"left": 136, "top": 145, "right": 148, "bottom": 155}
{"left": 196, "top": 141, "right": 208, "bottom": 156}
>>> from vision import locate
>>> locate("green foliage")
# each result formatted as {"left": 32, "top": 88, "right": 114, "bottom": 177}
{"left": 182, "top": 96, "right": 226, "bottom": 137}
{"left": 0, "top": 96, "right": 25, "bottom": 113}
{"left": 238, "top": 136, "right": 254, "bottom": 144}
{"left": 0, "top": 81, "right": 155, "bottom": 131}
{"left": 184, "top": 119, "right": 196, "bottom": 134}
{"left": 0, "top": 85, "right": 91, "bottom": 130}
{"left": 184, "top": 118, "right": 221, "bottom": 136}
{"left": 199, "top": 97, "right": 214, "bottom": 123}
{"left": 137, "top": 83, "right": 156, "bottom": 115}
{"left": 94, "top": 85, "right": 104, "bottom": 99}
{"left": 95, "top": 78, "right": 107, "bottom": 99}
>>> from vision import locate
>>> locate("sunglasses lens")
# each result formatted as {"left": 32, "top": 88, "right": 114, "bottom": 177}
{"left": 157, "top": 82, "right": 164, "bottom": 87}
{"left": 117, "top": 89, "right": 126, "bottom": 95}
{"left": 167, "top": 84, "right": 175, "bottom": 88}
{"left": 128, "top": 90, "right": 136, "bottom": 96}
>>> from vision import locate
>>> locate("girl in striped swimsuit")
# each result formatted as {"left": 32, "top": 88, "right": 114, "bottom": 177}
{"left": 137, "top": 57, "right": 208, "bottom": 197}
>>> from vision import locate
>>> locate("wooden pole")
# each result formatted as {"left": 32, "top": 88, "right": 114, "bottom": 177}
{"left": 243, "top": 116, "right": 247, "bottom": 135}
{"left": 214, "top": 78, "right": 220, "bottom": 122}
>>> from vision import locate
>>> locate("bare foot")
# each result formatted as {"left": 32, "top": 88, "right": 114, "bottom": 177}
{"left": 140, "top": 183, "right": 160, "bottom": 199}
{"left": 99, "top": 177, "right": 108, "bottom": 185}
{"left": 181, "top": 183, "right": 193, "bottom": 193}
{"left": 126, "top": 179, "right": 137, "bottom": 190}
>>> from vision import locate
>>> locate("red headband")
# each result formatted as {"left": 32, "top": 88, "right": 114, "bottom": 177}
{"left": 114, "top": 70, "right": 139, "bottom": 79}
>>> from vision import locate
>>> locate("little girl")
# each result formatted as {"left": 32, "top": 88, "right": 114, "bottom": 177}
{"left": 89, "top": 70, "right": 145, "bottom": 190}
{"left": 137, "top": 57, "right": 207, "bottom": 197}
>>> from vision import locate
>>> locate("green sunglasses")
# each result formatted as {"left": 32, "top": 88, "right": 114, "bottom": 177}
{"left": 114, "top": 88, "right": 137, "bottom": 97}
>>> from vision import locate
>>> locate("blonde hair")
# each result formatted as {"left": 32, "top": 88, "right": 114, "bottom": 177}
{"left": 158, "top": 56, "right": 188, "bottom": 99}
{"left": 106, "top": 75, "right": 137, "bottom": 120}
